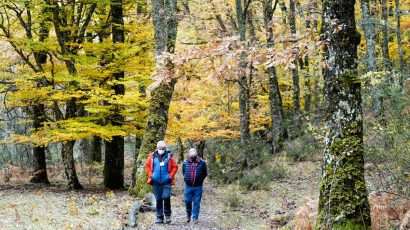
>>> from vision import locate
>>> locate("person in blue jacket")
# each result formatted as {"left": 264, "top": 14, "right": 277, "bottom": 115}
{"left": 182, "top": 148, "right": 208, "bottom": 224}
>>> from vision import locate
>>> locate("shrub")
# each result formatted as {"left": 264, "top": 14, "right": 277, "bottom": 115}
{"left": 205, "top": 138, "right": 272, "bottom": 184}
{"left": 224, "top": 192, "right": 240, "bottom": 210}
{"left": 362, "top": 74, "right": 410, "bottom": 196}
{"left": 239, "top": 163, "right": 286, "bottom": 191}
{"left": 284, "top": 133, "right": 318, "bottom": 161}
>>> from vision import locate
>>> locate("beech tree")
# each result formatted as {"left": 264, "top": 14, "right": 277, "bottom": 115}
{"left": 130, "top": 0, "right": 178, "bottom": 197}
{"left": 316, "top": 0, "right": 371, "bottom": 228}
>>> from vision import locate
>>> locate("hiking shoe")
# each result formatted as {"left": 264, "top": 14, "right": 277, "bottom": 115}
{"left": 193, "top": 219, "right": 199, "bottom": 224}
{"left": 186, "top": 217, "right": 191, "bottom": 223}
{"left": 165, "top": 216, "right": 171, "bottom": 224}
{"left": 154, "top": 218, "right": 163, "bottom": 224}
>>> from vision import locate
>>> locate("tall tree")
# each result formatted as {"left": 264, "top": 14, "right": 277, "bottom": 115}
{"left": 130, "top": 0, "right": 178, "bottom": 197}
{"left": 316, "top": 0, "right": 371, "bottom": 228}
{"left": 47, "top": 0, "right": 97, "bottom": 189}
{"left": 361, "top": 0, "right": 377, "bottom": 72}
{"left": 235, "top": 0, "right": 251, "bottom": 146}
{"left": 104, "top": 0, "right": 126, "bottom": 189}
{"left": 381, "top": 0, "right": 391, "bottom": 70}
{"left": 263, "top": 0, "right": 285, "bottom": 154}
{"left": 394, "top": 0, "right": 404, "bottom": 86}
{"left": 289, "top": 0, "right": 301, "bottom": 134}
{"left": 0, "top": 2, "right": 50, "bottom": 184}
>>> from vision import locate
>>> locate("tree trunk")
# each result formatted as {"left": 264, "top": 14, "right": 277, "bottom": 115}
{"left": 236, "top": 0, "right": 251, "bottom": 146}
{"left": 48, "top": 0, "right": 86, "bottom": 190}
{"left": 289, "top": 0, "right": 301, "bottom": 135}
{"left": 316, "top": 0, "right": 371, "bottom": 228}
{"left": 263, "top": 0, "right": 285, "bottom": 154}
{"left": 90, "top": 136, "right": 102, "bottom": 163}
{"left": 177, "top": 137, "right": 184, "bottom": 162}
{"left": 394, "top": 0, "right": 404, "bottom": 86}
{"left": 303, "top": 55, "right": 311, "bottom": 113}
{"left": 279, "top": 0, "right": 287, "bottom": 25}
{"left": 130, "top": 0, "right": 178, "bottom": 197}
{"left": 381, "top": 0, "right": 391, "bottom": 71}
{"left": 30, "top": 6, "right": 50, "bottom": 184}
{"left": 130, "top": 135, "right": 142, "bottom": 188}
{"left": 104, "top": 0, "right": 126, "bottom": 189}
{"left": 361, "top": 0, "right": 377, "bottom": 72}
{"left": 77, "top": 138, "right": 91, "bottom": 163}
{"left": 62, "top": 140, "right": 83, "bottom": 189}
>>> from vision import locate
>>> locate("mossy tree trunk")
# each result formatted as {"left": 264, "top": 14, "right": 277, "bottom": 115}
{"left": 316, "top": 0, "right": 371, "bottom": 229}
{"left": 103, "top": 0, "right": 125, "bottom": 189}
{"left": 129, "top": 0, "right": 178, "bottom": 197}
{"left": 263, "top": 0, "right": 285, "bottom": 154}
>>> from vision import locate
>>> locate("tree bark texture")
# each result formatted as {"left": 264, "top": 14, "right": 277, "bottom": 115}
{"left": 381, "top": 0, "right": 391, "bottom": 71}
{"left": 130, "top": 0, "right": 178, "bottom": 197}
{"left": 236, "top": 0, "right": 251, "bottom": 145}
{"left": 263, "top": 0, "right": 285, "bottom": 154}
{"left": 289, "top": 0, "right": 302, "bottom": 135}
{"left": 316, "top": 0, "right": 371, "bottom": 228}
{"left": 394, "top": 0, "right": 404, "bottom": 85}
{"left": 361, "top": 0, "right": 377, "bottom": 72}
{"left": 61, "top": 140, "right": 83, "bottom": 189}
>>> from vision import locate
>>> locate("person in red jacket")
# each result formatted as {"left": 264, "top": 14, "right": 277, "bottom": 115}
{"left": 145, "top": 140, "right": 178, "bottom": 224}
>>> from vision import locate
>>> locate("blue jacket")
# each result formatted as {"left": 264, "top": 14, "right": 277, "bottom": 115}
{"left": 151, "top": 149, "right": 173, "bottom": 186}
{"left": 182, "top": 157, "right": 207, "bottom": 186}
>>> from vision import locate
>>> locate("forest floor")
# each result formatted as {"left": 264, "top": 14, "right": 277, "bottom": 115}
{"left": 0, "top": 159, "right": 320, "bottom": 230}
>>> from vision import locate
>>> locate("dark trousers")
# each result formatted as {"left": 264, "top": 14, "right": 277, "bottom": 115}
{"left": 153, "top": 184, "right": 172, "bottom": 219}
{"left": 184, "top": 185, "right": 203, "bottom": 220}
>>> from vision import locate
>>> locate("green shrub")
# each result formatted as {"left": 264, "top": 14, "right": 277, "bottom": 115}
{"left": 224, "top": 192, "right": 240, "bottom": 209}
{"left": 205, "top": 138, "right": 272, "bottom": 184}
{"left": 362, "top": 75, "right": 410, "bottom": 196}
{"left": 239, "top": 163, "right": 286, "bottom": 191}
{"left": 284, "top": 133, "right": 318, "bottom": 161}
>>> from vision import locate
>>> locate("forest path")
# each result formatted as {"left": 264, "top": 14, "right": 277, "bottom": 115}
{"left": 0, "top": 161, "right": 319, "bottom": 229}
{"left": 134, "top": 168, "right": 271, "bottom": 230}
{"left": 136, "top": 161, "right": 319, "bottom": 229}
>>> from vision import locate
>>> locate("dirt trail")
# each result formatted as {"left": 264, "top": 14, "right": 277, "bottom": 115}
{"left": 0, "top": 172, "right": 266, "bottom": 229}
{"left": 0, "top": 161, "right": 319, "bottom": 229}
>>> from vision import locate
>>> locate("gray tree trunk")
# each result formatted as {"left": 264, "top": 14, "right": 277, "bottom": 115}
{"left": 61, "top": 140, "right": 83, "bottom": 189}
{"left": 361, "top": 0, "right": 377, "bottom": 72}
{"left": 381, "top": 0, "right": 391, "bottom": 71}
{"left": 394, "top": 0, "right": 404, "bottom": 86}
{"left": 263, "top": 0, "right": 285, "bottom": 154}
{"left": 90, "top": 136, "right": 102, "bottom": 163}
{"left": 236, "top": 0, "right": 251, "bottom": 146}
{"left": 177, "top": 137, "right": 184, "bottom": 162}
{"left": 316, "top": 0, "right": 371, "bottom": 228}
{"left": 289, "top": 0, "right": 301, "bottom": 135}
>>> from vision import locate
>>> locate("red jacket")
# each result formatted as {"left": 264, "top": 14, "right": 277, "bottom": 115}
{"left": 145, "top": 151, "right": 178, "bottom": 185}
